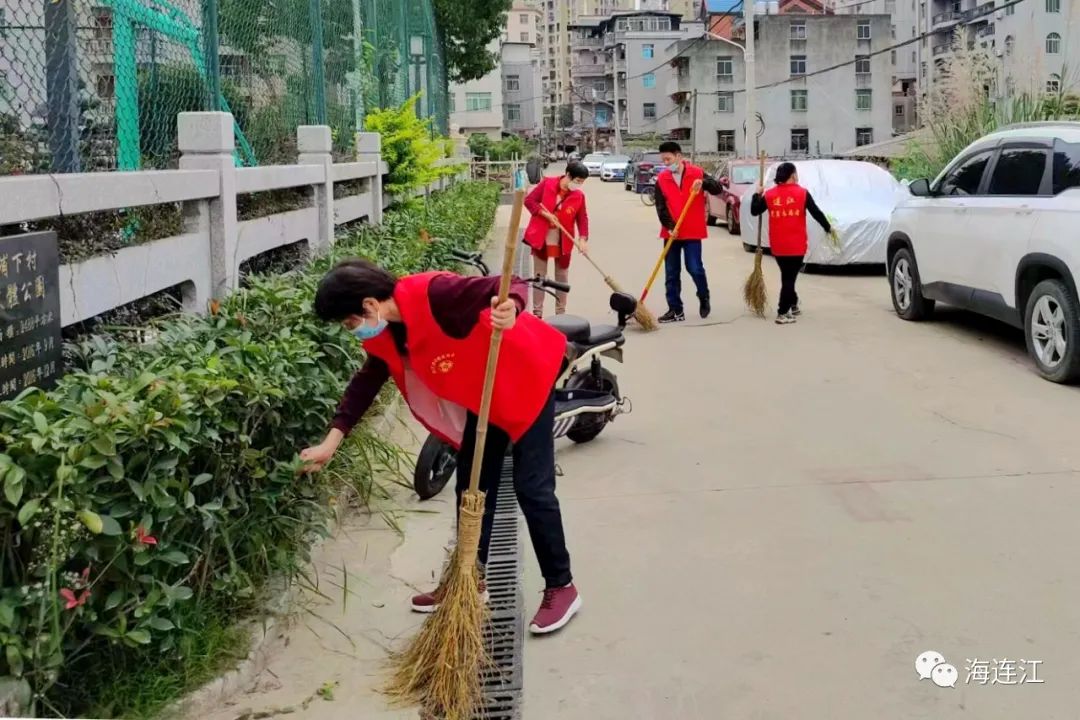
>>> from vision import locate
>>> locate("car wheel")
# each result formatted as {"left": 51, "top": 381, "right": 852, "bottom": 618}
{"left": 1024, "top": 279, "right": 1080, "bottom": 383}
{"left": 707, "top": 213, "right": 718, "bottom": 226}
{"left": 889, "top": 247, "right": 934, "bottom": 321}
{"left": 726, "top": 206, "right": 741, "bottom": 236}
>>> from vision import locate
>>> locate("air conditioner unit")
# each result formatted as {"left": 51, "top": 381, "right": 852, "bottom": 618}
{"left": 995, "top": 9, "right": 1003, "bottom": 19}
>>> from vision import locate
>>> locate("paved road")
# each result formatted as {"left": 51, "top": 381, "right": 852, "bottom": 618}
{"left": 521, "top": 172, "right": 1080, "bottom": 719}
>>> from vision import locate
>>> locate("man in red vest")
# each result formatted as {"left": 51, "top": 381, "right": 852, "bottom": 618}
{"left": 749, "top": 162, "right": 837, "bottom": 325}
{"left": 300, "top": 259, "right": 581, "bottom": 635}
{"left": 652, "top": 141, "right": 725, "bottom": 323}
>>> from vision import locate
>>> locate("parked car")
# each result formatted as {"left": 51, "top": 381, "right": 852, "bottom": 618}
{"left": 624, "top": 150, "right": 663, "bottom": 193}
{"left": 582, "top": 153, "right": 608, "bottom": 176}
{"left": 600, "top": 154, "right": 630, "bottom": 182}
{"left": 740, "top": 159, "right": 906, "bottom": 264}
{"left": 706, "top": 158, "right": 763, "bottom": 234}
{"left": 887, "top": 122, "right": 1080, "bottom": 383}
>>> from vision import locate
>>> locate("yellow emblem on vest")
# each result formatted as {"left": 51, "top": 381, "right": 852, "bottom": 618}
{"left": 430, "top": 352, "right": 455, "bottom": 374}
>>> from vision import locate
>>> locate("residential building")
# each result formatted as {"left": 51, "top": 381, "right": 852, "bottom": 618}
{"left": 569, "top": 9, "right": 703, "bottom": 144}
{"left": 449, "top": 40, "right": 504, "bottom": 140}
{"left": 502, "top": 41, "right": 545, "bottom": 136}
{"left": 506, "top": 2, "right": 544, "bottom": 46}
{"left": 665, "top": 13, "right": 893, "bottom": 155}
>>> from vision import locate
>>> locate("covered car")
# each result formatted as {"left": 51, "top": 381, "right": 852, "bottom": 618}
{"left": 600, "top": 155, "right": 630, "bottom": 182}
{"left": 738, "top": 159, "right": 907, "bottom": 265}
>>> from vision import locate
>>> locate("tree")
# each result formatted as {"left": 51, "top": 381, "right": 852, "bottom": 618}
{"left": 433, "top": 0, "right": 511, "bottom": 83}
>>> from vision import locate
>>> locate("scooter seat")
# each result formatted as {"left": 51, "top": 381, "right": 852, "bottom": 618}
{"left": 585, "top": 324, "right": 622, "bottom": 345}
{"left": 546, "top": 314, "right": 591, "bottom": 343}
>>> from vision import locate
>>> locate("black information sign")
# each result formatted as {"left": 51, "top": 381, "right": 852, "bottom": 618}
{"left": 0, "top": 231, "right": 63, "bottom": 401}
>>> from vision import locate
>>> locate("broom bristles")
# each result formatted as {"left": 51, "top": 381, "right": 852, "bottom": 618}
{"left": 743, "top": 250, "right": 768, "bottom": 318}
{"left": 385, "top": 490, "right": 491, "bottom": 720}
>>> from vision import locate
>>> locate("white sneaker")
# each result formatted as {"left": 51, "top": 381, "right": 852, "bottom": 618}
{"left": 791, "top": 303, "right": 801, "bottom": 316}
{"left": 775, "top": 312, "right": 796, "bottom": 325}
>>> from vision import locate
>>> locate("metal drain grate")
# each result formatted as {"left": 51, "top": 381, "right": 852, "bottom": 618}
{"left": 477, "top": 459, "right": 524, "bottom": 719}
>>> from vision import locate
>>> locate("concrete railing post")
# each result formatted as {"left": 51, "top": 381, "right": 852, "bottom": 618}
{"left": 356, "top": 131, "right": 383, "bottom": 224}
{"left": 178, "top": 112, "right": 239, "bottom": 301}
{"left": 297, "top": 125, "right": 334, "bottom": 251}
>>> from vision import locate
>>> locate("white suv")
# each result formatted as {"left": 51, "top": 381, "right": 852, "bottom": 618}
{"left": 887, "top": 122, "right": 1080, "bottom": 383}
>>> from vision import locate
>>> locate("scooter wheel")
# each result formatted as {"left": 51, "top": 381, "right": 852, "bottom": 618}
{"left": 413, "top": 435, "right": 457, "bottom": 500}
{"left": 566, "top": 368, "right": 619, "bottom": 444}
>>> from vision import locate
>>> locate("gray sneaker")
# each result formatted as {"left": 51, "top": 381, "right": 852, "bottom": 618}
{"left": 775, "top": 312, "right": 796, "bottom": 325}
{"left": 791, "top": 303, "right": 801, "bottom": 316}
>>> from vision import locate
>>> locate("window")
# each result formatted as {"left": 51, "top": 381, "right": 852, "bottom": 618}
{"left": 791, "top": 129, "right": 809, "bottom": 152}
{"left": 890, "top": 24, "right": 896, "bottom": 39}
{"left": 1052, "top": 141, "right": 1080, "bottom": 194}
{"left": 1006, "top": 1, "right": 1015, "bottom": 14}
{"left": 791, "top": 89, "right": 808, "bottom": 111}
{"left": 988, "top": 148, "right": 1048, "bottom": 195}
{"left": 718, "top": 130, "right": 736, "bottom": 152}
{"left": 718, "top": 92, "right": 735, "bottom": 112}
{"left": 1005, "top": 35, "right": 1014, "bottom": 55}
{"left": 855, "top": 55, "right": 871, "bottom": 74}
{"left": 507, "top": 104, "right": 521, "bottom": 121}
{"left": 506, "top": 75, "right": 520, "bottom": 92}
{"left": 856, "top": 128, "right": 874, "bottom": 146}
{"left": 643, "top": 43, "right": 654, "bottom": 58}
{"left": 938, "top": 151, "right": 992, "bottom": 195}
{"left": 466, "top": 92, "right": 493, "bottom": 111}
{"left": 856, "top": 88, "right": 872, "bottom": 110}
{"left": 790, "top": 22, "right": 807, "bottom": 40}
{"left": 643, "top": 73, "right": 656, "bottom": 88}
{"left": 520, "top": 13, "right": 529, "bottom": 23}
{"left": 895, "top": 103, "right": 905, "bottom": 116}
{"left": 449, "top": 93, "right": 455, "bottom": 113}
{"left": 790, "top": 55, "right": 807, "bottom": 76}
{"left": 857, "top": 20, "right": 871, "bottom": 39}
{"left": 912, "top": 50, "right": 916, "bottom": 63}
{"left": 1046, "top": 0, "right": 1060, "bottom": 11}
{"left": 521, "top": 31, "right": 529, "bottom": 42}
{"left": 95, "top": 73, "right": 115, "bottom": 98}
{"left": 595, "top": 107, "right": 608, "bottom": 123}
{"left": 891, "top": 50, "right": 897, "bottom": 64}
{"left": 885, "top": 0, "right": 896, "bottom": 10}
{"left": 1048, "top": 76, "right": 1061, "bottom": 93}
{"left": 717, "top": 56, "right": 734, "bottom": 81}
{"left": 643, "top": 102, "right": 656, "bottom": 119}
{"left": 1046, "top": 32, "right": 1061, "bottom": 54}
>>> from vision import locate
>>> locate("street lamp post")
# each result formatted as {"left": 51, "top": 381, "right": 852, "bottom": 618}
{"left": 701, "top": 29, "right": 757, "bottom": 159}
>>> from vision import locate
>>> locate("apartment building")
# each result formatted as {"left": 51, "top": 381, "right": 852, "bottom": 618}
{"left": 449, "top": 40, "right": 505, "bottom": 140}
{"left": 569, "top": 9, "right": 703, "bottom": 142}
{"left": 502, "top": 42, "right": 545, "bottom": 136}
{"left": 506, "top": 2, "right": 544, "bottom": 46}
{"left": 665, "top": 13, "right": 893, "bottom": 155}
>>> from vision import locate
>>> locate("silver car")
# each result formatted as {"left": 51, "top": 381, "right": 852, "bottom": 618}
{"left": 582, "top": 153, "right": 608, "bottom": 176}
{"left": 600, "top": 155, "right": 630, "bottom": 182}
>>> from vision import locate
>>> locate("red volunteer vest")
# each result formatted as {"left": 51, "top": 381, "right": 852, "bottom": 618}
{"left": 655, "top": 163, "right": 708, "bottom": 241}
{"left": 764, "top": 183, "right": 809, "bottom": 256}
{"left": 362, "top": 272, "right": 567, "bottom": 448}
{"left": 523, "top": 176, "right": 586, "bottom": 257}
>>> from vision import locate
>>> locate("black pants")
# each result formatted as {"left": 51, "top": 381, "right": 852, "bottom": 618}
{"left": 775, "top": 255, "right": 804, "bottom": 315}
{"left": 456, "top": 391, "right": 572, "bottom": 588}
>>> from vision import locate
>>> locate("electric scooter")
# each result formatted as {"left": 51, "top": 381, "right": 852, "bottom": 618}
{"left": 412, "top": 248, "right": 636, "bottom": 500}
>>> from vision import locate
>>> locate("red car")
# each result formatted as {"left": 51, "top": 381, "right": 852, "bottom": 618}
{"left": 706, "top": 159, "right": 764, "bottom": 235}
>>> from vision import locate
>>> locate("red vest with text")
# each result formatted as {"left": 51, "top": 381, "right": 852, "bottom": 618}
{"left": 523, "top": 176, "right": 586, "bottom": 257}
{"left": 655, "top": 163, "right": 708, "bottom": 241}
{"left": 763, "top": 183, "right": 809, "bottom": 256}
{"left": 362, "top": 272, "right": 566, "bottom": 448}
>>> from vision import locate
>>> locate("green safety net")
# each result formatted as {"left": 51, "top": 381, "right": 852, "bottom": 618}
{"left": 0, "top": 0, "right": 447, "bottom": 174}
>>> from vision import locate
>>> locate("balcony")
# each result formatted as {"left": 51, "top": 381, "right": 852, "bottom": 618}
{"left": 976, "top": 22, "right": 996, "bottom": 37}
{"left": 83, "top": 38, "right": 113, "bottom": 57}
{"left": 931, "top": 43, "right": 951, "bottom": 56}
{"left": 571, "top": 63, "right": 607, "bottom": 77}
{"left": 932, "top": 11, "right": 961, "bottom": 28}
{"left": 855, "top": 72, "right": 873, "bottom": 88}
{"left": 965, "top": 1, "right": 995, "bottom": 21}
{"left": 576, "top": 37, "right": 603, "bottom": 48}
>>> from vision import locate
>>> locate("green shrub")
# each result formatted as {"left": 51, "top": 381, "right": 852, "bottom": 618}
{"left": 0, "top": 181, "right": 499, "bottom": 717}
{"left": 365, "top": 95, "right": 463, "bottom": 196}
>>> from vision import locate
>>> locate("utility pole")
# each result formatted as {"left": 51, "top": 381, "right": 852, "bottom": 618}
{"left": 612, "top": 46, "right": 622, "bottom": 153}
{"left": 744, "top": 0, "right": 757, "bottom": 157}
{"left": 690, "top": 88, "right": 698, "bottom": 161}
{"left": 591, "top": 88, "right": 598, "bottom": 151}
{"left": 352, "top": 0, "right": 364, "bottom": 131}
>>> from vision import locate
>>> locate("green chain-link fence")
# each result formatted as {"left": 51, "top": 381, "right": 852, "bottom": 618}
{"left": 0, "top": 0, "right": 448, "bottom": 174}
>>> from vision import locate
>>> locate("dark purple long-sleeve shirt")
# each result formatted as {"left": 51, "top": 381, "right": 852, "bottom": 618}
{"left": 330, "top": 273, "right": 529, "bottom": 435}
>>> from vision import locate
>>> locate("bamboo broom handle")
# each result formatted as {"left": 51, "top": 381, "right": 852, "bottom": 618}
{"left": 549, "top": 215, "right": 609, "bottom": 278}
{"left": 755, "top": 151, "right": 767, "bottom": 250}
{"left": 467, "top": 189, "right": 526, "bottom": 494}
{"left": 640, "top": 187, "right": 701, "bottom": 302}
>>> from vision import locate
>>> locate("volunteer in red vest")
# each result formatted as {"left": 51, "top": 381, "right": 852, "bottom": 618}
{"left": 300, "top": 259, "right": 581, "bottom": 635}
{"left": 652, "top": 141, "right": 725, "bottom": 323}
{"left": 522, "top": 161, "right": 590, "bottom": 317}
{"left": 749, "top": 162, "right": 838, "bottom": 325}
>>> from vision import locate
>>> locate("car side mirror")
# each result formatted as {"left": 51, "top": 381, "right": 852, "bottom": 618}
{"left": 907, "top": 178, "right": 932, "bottom": 197}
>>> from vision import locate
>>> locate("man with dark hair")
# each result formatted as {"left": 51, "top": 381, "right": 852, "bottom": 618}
{"left": 749, "top": 162, "right": 837, "bottom": 324}
{"left": 652, "top": 141, "right": 725, "bottom": 323}
{"left": 301, "top": 259, "right": 582, "bottom": 635}
{"left": 522, "top": 161, "right": 591, "bottom": 317}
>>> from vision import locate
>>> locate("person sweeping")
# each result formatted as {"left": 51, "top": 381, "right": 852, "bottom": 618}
{"left": 300, "top": 259, "right": 581, "bottom": 635}
{"left": 523, "top": 161, "right": 590, "bottom": 317}
{"left": 652, "top": 141, "right": 725, "bottom": 323}
{"left": 749, "top": 162, "right": 837, "bottom": 325}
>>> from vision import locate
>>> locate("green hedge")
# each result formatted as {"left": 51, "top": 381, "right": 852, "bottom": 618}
{"left": 0, "top": 182, "right": 500, "bottom": 716}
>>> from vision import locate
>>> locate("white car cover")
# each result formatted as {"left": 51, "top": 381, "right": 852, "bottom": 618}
{"left": 739, "top": 159, "right": 907, "bottom": 265}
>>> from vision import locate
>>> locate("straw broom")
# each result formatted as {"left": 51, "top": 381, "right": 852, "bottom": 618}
{"left": 548, "top": 216, "right": 659, "bottom": 331}
{"left": 638, "top": 187, "right": 702, "bottom": 313}
{"left": 385, "top": 189, "right": 527, "bottom": 720}
{"left": 742, "top": 151, "right": 769, "bottom": 318}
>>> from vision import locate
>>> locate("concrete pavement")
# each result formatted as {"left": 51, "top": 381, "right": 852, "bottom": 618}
{"left": 203, "top": 174, "right": 1080, "bottom": 720}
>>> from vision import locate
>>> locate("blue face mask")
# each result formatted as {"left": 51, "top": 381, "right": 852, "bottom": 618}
{"left": 667, "top": 161, "right": 682, "bottom": 174}
{"left": 351, "top": 312, "right": 387, "bottom": 341}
